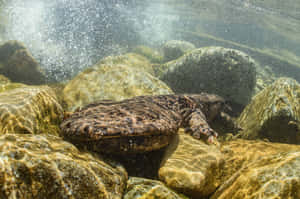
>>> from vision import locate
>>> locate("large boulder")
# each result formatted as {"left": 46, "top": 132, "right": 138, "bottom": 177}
{"left": 160, "top": 47, "right": 256, "bottom": 106}
{"left": 124, "top": 177, "right": 188, "bottom": 199}
{"left": 0, "top": 86, "right": 63, "bottom": 136}
{"left": 237, "top": 77, "right": 300, "bottom": 144}
{"left": 162, "top": 40, "right": 196, "bottom": 62}
{"left": 63, "top": 64, "right": 173, "bottom": 111}
{"left": 0, "top": 134, "right": 127, "bottom": 199}
{"left": 212, "top": 139, "right": 300, "bottom": 199}
{"left": 159, "top": 130, "right": 224, "bottom": 198}
{"left": 0, "top": 41, "right": 46, "bottom": 84}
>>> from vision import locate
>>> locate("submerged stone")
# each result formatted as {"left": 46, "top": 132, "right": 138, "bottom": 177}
{"left": 160, "top": 47, "right": 256, "bottom": 107}
{"left": 162, "top": 40, "right": 196, "bottom": 62}
{"left": 0, "top": 134, "right": 127, "bottom": 199}
{"left": 159, "top": 130, "right": 224, "bottom": 198}
{"left": 237, "top": 77, "right": 300, "bottom": 144}
{"left": 212, "top": 139, "right": 300, "bottom": 199}
{"left": 63, "top": 64, "right": 173, "bottom": 111}
{"left": 132, "top": 45, "right": 164, "bottom": 64}
{"left": 0, "top": 74, "right": 27, "bottom": 93}
{"left": 219, "top": 139, "right": 300, "bottom": 185}
{"left": 124, "top": 177, "right": 188, "bottom": 199}
{"left": 0, "top": 86, "right": 63, "bottom": 136}
{"left": 0, "top": 40, "right": 46, "bottom": 85}
{"left": 98, "top": 53, "right": 155, "bottom": 74}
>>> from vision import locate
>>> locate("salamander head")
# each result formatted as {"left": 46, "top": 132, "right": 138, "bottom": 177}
{"left": 186, "top": 93, "right": 228, "bottom": 121}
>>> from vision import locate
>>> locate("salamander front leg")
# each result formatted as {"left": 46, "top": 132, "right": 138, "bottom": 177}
{"left": 185, "top": 109, "right": 218, "bottom": 143}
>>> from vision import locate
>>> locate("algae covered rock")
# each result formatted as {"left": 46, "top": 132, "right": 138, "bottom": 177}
{"left": 0, "top": 134, "right": 127, "bottom": 199}
{"left": 158, "top": 130, "right": 224, "bottom": 198}
{"left": 0, "top": 40, "right": 46, "bottom": 84}
{"left": 98, "top": 53, "right": 155, "bottom": 74}
{"left": 124, "top": 177, "right": 188, "bottom": 199}
{"left": 255, "top": 65, "right": 276, "bottom": 93}
{"left": 63, "top": 64, "right": 173, "bottom": 111}
{"left": 237, "top": 77, "right": 300, "bottom": 144}
{"left": 0, "top": 86, "right": 63, "bottom": 136}
{"left": 213, "top": 143, "right": 300, "bottom": 199}
{"left": 160, "top": 47, "right": 256, "bottom": 106}
{"left": 132, "top": 45, "right": 163, "bottom": 63}
{"left": 162, "top": 40, "right": 196, "bottom": 62}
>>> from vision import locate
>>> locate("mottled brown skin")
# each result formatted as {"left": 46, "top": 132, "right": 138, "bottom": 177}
{"left": 60, "top": 93, "right": 227, "bottom": 154}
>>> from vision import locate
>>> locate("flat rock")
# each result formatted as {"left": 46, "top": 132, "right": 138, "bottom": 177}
{"left": 0, "top": 86, "right": 63, "bottom": 136}
{"left": 0, "top": 40, "right": 46, "bottom": 84}
{"left": 63, "top": 64, "right": 173, "bottom": 111}
{"left": 159, "top": 130, "right": 224, "bottom": 198}
{"left": 212, "top": 139, "right": 300, "bottom": 199}
{"left": 124, "top": 177, "right": 188, "bottom": 199}
{"left": 0, "top": 134, "right": 127, "bottom": 199}
{"left": 160, "top": 47, "right": 256, "bottom": 106}
{"left": 237, "top": 77, "right": 300, "bottom": 144}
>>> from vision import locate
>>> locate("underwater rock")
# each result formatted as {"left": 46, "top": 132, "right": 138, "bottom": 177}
{"left": 0, "top": 134, "right": 127, "bottom": 199}
{"left": 219, "top": 139, "right": 300, "bottom": 185}
{"left": 0, "top": 86, "right": 63, "bottom": 136}
{"left": 158, "top": 130, "right": 224, "bottom": 198}
{"left": 0, "top": 40, "right": 46, "bottom": 85}
{"left": 0, "top": 74, "right": 10, "bottom": 84}
{"left": 237, "top": 77, "right": 300, "bottom": 144}
{"left": 212, "top": 140, "right": 300, "bottom": 199}
{"left": 254, "top": 64, "right": 277, "bottom": 93}
{"left": 160, "top": 47, "right": 256, "bottom": 107}
{"left": 132, "top": 45, "right": 164, "bottom": 63}
{"left": 0, "top": 74, "right": 27, "bottom": 93}
{"left": 98, "top": 53, "right": 155, "bottom": 75}
{"left": 63, "top": 64, "right": 173, "bottom": 111}
{"left": 124, "top": 177, "right": 188, "bottom": 199}
{"left": 162, "top": 40, "right": 196, "bottom": 62}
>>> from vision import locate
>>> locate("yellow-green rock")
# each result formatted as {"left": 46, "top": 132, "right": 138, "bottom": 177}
{"left": 219, "top": 139, "right": 300, "bottom": 185}
{"left": 63, "top": 64, "right": 173, "bottom": 111}
{"left": 0, "top": 74, "right": 10, "bottom": 84}
{"left": 212, "top": 139, "right": 300, "bottom": 199}
{"left": 237, "top": 77, "right": 300, "bottom": 144}
{"left": 0, "top": 40, "right": 46, "bottom": 85}
{"left": 158, "top": 130, "right": 224, "bottom": 198}
{"left": 98, "top": 53, "right": 155, "bottom": 74}
{"left": 0, "top": 134, "right": 127, "bottom": 199}
{"left": 124, "top": 177, "right": 188, "bottom": 199}
{"left": 0, "top": 74, "right": 27, "bottom": 93}
{"left": 132, "top": 45, "right": 164, "bottom": 63}
{"left": 0, "top": 86, "right": 63, "bottom": 136}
